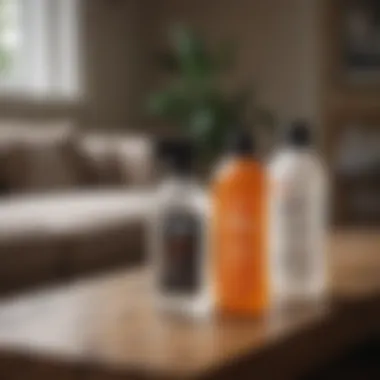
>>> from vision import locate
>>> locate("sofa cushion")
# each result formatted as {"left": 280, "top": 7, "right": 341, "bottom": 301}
{"left": 0, "top": 191, "right": 151, "bottom": 295}
{"left": 0, "top": 124, "right": 155, "bottom": 193}
{"left": 78, "top": 140, "right": 125, "bottom": 187}
{"left": 0, "top": 122, "right": 81, "bottom": 193}
{"left": 0, "top": 236, "right": 64, "bottom": 295}
{"left": 22, "top": 139, "right": 79, "bottom": 192}
{"left": 79, "top": 133, "right": 154, "bottom": 187}
{"left": 3, "top": 143, "right": 30, "bottom": 192}
{"left": 0, "top": 190, "right": 151, "bottom": 238}
{"left": 118, "top": 136, "right": 154, "bottom": 186}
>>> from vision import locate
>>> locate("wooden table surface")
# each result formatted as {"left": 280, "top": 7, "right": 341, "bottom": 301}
{"left": 0, "top": 230, "right": 379, "bottom": 380}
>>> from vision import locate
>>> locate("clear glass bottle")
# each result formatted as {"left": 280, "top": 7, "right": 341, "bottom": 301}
{"left": 150, "top": 139, "right": 211, "bottom": 317}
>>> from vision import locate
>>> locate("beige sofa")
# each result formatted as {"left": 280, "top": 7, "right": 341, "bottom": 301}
{"left": 0, "top": 123, "right": 154, "bottom": 296}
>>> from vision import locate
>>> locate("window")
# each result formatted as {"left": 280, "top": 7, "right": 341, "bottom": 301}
{"left": 0, "top": 0, "right": 20, "bottom": 82}
{"left": 0, "top": 0, "right": 80, "bottom": 99}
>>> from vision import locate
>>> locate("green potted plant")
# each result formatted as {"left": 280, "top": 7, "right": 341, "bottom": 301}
{"left": 148, "top": 26, "right": 275, "bottom": 164}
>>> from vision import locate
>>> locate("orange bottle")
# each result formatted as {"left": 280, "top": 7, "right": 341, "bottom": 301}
{"left": 212, "top": 129, "right": 268, "bottom": 315}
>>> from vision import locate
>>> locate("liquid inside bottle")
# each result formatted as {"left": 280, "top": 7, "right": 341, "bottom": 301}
{"left": 151, "top": 139, "right": 211, "bottom": 318}
{"left": 212, "top": 130, "right": 268, "bottom": 315}
{"left": 268, "top": 121, "right": 328, "bottom": 306}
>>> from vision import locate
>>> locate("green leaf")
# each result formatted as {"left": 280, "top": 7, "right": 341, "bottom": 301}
{"left": 187, "top": 107, "right": 216, "bottom": 140}
{"left": 147, "top": 88, "right": 190, "bottom": 122}
{"left": 170, "top": 26, "right": 213, "bottom": 81}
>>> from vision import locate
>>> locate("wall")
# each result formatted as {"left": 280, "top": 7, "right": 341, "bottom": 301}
{"left": 80, "top": 0, "right": 156, "bottom": 128}
{"left": 150, "top": 0, "right": 322, "bottom": 129}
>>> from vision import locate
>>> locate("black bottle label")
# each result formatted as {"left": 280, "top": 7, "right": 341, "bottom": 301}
{"left": 161, "top": 212, "right": 201, "bottom": 295}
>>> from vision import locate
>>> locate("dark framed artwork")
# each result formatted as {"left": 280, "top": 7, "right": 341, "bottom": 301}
{"left": 331, "top": 116, "right": 380, "bottom": 226}
{"left": 340, "top": 0, "right": 380, "bottom": 84}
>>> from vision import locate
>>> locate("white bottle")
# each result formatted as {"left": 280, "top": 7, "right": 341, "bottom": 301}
{"left": 150, "top": 139, "right": 211, "bottom": 318}
{"left": 268, "top": 122, "right": 328, "bottom": 306}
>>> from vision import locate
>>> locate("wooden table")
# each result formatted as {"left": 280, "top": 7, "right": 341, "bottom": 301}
{"left": 0, "top": 230, "right": 379, "bottom": 379}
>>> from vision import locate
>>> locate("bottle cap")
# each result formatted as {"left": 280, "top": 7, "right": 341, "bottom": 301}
{"left": 156, "top": 137, "right": 194, "bottom": 174}
{"left": 228, "top": 127, "right": 255, "bottom": 156}
{"left": 286, "top": 120, "right": 312, "bottom": 147}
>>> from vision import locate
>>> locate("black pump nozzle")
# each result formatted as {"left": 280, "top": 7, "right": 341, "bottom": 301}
{"left": 228, "top": 127, "right": 255, "bottom": 156}
{"left": 287, "top": 120, "right": 312, "bottom": 147}
{"left": 156, "top": 137, "right": 194, "bottom": 175}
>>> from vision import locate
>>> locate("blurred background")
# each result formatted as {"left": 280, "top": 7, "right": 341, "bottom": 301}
{"left": 0, "top": 0, "right": 378, "bottom": 286}
{"left": 0, "top": 0, "right": 378, "bottom": 219}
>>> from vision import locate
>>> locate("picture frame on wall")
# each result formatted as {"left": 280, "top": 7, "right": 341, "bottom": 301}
{"left": 339, "top": 0, "right": 380, "bottom": 84}
{"left": 332, "top": 119, "right": 380, "bottom": 225}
